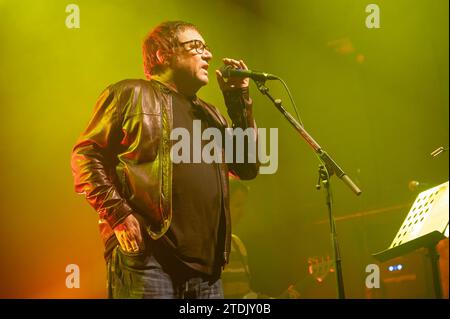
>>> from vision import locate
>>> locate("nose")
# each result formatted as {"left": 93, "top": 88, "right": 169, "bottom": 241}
{"left": 202, "top": 48, "right": 212, "bottom": 61}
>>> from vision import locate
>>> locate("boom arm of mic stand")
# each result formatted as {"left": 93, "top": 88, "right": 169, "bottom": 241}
{"left": 255, "top": 80, "right": 362, "bottom": 196}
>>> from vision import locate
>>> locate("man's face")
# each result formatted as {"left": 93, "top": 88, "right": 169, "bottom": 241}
{"left": 171, "top": 28, "right": 212, "bottom": 88}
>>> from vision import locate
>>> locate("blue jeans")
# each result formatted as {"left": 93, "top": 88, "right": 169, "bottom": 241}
{"left": 106, "top": 245, "right": 224, "bottom": 299}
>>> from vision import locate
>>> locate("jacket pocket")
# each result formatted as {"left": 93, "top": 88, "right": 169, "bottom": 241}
{"left": 117, "top": 245, "right": 149, "bottom": 271}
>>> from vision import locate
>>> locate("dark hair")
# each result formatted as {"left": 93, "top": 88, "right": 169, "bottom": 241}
{"left": 229, "top": 174, "right": 250, "bottom": 196}
{"left": 142, "top": 20, "right": 198, "bottom": 79}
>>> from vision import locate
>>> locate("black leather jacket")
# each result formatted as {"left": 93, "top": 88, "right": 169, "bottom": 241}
{"left": 71, "top": 79, "right": 258, "bottom": 265}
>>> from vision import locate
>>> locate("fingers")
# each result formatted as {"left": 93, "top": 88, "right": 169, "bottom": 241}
{"left": 215, "top": 69, "right": 224, "bottom": 82}
{"left": 223, "top": 58, "right": 245, "bottom": 70}
{"left": 239, "top": 59, "right": 248, "bottom": 70}
{"left": 116, "top": 230, "right": 132, "bottom": 252}
{"left": 116, "top": 230, "right": 132, "bottom": 251}
{"left": 114, "top": 216, "right": 143, "bottom": 253}
{"left": 124, "top": 227, "right": 139, "bottom": 252}
{"left": 215, "top": 69, "right": 227, "bottom": 89}
{"left": 117, "top": 230, "right": 140, "bottom": 252}
{"left": 217, "top": 58, "right": 250, "bottom": 91}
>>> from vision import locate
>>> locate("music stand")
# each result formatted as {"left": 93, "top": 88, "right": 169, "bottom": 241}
{"left": 373, "top": 181, "right": 449, "bottom": 298}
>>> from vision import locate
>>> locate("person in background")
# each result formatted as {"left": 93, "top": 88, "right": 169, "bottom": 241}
{"left": 222, "top": 175, "right": 300, "bottom": 299}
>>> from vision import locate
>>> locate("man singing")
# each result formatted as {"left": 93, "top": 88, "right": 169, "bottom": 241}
{"left": 71, "top": 20, "right": 258, "bottom": 299}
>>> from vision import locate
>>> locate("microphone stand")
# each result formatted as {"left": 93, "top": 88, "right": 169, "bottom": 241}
{"left": 254, "top": 79, "right": 362, "bottom": 299}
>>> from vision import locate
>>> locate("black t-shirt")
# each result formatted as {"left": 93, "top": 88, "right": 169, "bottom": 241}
{"left": 155, "top": 91, "right": 224, "bottom": 277}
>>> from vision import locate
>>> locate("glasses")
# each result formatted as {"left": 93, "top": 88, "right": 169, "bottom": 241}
{"left": 177, "top": 39, "right": 210, "bottom": 54}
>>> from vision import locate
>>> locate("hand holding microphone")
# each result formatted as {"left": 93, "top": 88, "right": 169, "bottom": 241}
{"left": 219, "top": 64, "right": 278, "bottom": 81}
{"left": 215, "top": 58, "right": 251, "bottom": 92}
{"left": 216, "top": 58, "right": 278, "bottom": 92}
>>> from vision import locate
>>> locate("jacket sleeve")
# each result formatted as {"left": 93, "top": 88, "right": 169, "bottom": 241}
{"left": 71, "top": 84, "right": 134, "bottom": 229}
{"left": 222, "top": 87, "right": 259, "bottom": 180}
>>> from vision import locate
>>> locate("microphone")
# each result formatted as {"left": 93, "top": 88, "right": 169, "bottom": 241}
{"left": 408, "top": 180, "right": 429, "bottom": 192}
{"left": 219, "top": 65, "right": 278, "bottom": 81}
{"left": 430, "top": 146, "right": 448, "bottom": 157}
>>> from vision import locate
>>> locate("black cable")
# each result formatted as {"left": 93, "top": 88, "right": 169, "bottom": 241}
{"left": 274, "top": 76, "right": 305, "bottom": 128}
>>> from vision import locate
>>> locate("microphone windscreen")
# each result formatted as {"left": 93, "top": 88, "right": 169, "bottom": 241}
{"left": 408, "top": 180, "right": 420, "bottom": 192}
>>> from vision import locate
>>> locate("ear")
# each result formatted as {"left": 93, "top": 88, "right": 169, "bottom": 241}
{"left": 156, "top": 49, "right": 166, "bottom": 64}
